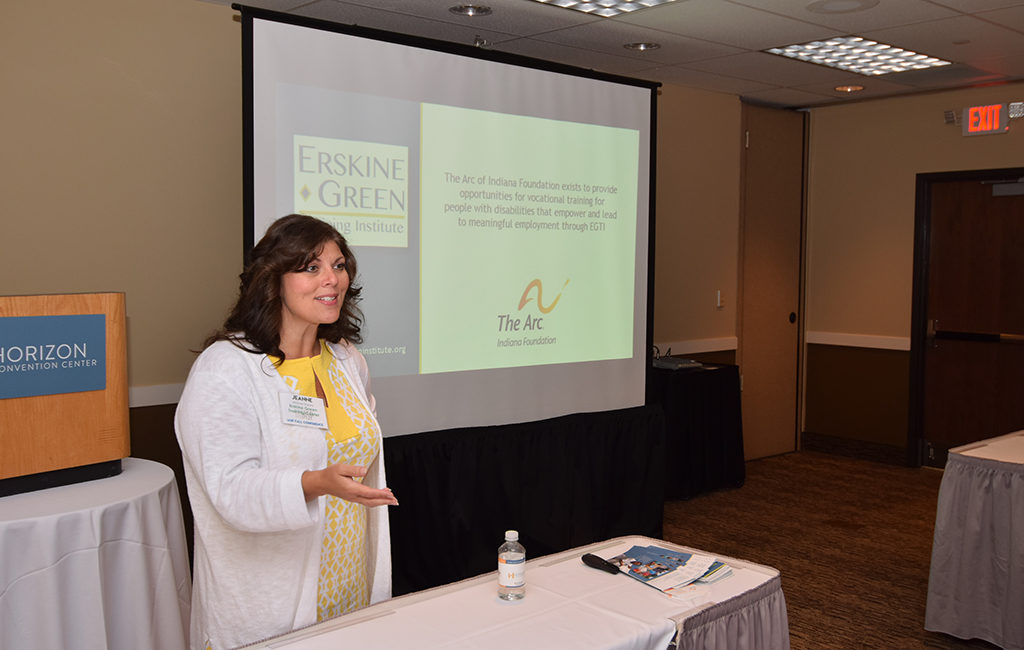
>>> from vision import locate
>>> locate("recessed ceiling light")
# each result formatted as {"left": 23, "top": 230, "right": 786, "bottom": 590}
{"left": 834, "top": 84, "right": 864, "bottom": 93}
{"left": 449, "top": 4, "right": 492, "bottom": 17}
{"left": 624, "top": 42, "right": 661, "bottom": 51}
{"left": 766, "top": 36, "right": 953, "bottom": 76}
{"left": 528, "top": 0, "right": 678, "bottom": 18}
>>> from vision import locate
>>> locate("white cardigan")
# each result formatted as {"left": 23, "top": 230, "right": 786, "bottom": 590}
{"left": 174, "top": 338, "right": 391, "bottom": 650}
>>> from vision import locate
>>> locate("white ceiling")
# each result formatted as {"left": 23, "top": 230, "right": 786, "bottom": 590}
{"left": 209, "top": 0, "right": 1024, "bottom": 108}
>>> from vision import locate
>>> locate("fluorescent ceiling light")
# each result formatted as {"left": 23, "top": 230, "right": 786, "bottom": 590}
{"left": 528, "top": 0, "right": 678, "bottom": 18}
{"left": 766, "top": 36, "right": 952, "bottom": 76}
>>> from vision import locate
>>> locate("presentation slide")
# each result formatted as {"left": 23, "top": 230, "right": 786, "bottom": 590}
{"left": 420, "top": 105, "right": 637, "bottom": 374}
{"left": 247, "top": 12, "right": 654, "bottom": 436}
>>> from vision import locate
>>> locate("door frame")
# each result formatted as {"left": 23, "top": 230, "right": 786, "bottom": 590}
{"left": 908, "top": 166, "right": 1024, "bottom": 467}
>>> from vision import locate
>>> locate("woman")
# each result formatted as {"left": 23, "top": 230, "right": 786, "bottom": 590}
{"left": 175, "top": 214, "right": 397, "bottom": 650}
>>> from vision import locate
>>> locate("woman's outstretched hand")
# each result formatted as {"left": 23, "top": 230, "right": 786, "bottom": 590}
{"left": 302, "top": 463, "right": 399, "bottom": 507}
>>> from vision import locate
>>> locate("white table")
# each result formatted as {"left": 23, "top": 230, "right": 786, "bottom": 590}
{"left": 925, "top": 431, "right": 1024, "bottom": 649}
{"left": 0, "top": 457, "right": 192, "bottom": 650}
{"left": 245, "top": 535, "right": 789, "bottom": 650}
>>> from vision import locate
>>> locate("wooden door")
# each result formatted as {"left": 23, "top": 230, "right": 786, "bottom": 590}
{"left": 911, "top": 170, "right": 1024, "bottom": 466}
{"left": 738, "top": 104, "right": 804, "bottom": 460}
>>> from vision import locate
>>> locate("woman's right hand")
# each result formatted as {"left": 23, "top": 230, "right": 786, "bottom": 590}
{"left": 301, "top": 463, "right": 399, "bottom": 507}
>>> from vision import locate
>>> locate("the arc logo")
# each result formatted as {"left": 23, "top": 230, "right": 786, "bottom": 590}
{"left": 518, "top": 278, "right": 570, "bottom": 314}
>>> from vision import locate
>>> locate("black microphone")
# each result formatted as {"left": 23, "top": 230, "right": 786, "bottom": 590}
{"left": 582, "top": 553, "right": 621, "bottom": 575}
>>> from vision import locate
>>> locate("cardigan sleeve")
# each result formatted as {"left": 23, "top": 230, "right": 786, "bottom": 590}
{"left": 175, "top": 346, "right": 317, "bottom": 533}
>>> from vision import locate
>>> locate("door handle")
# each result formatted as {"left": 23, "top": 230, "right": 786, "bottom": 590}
{"left": 931, "top": 329, "right": 1024, "bottom": 343}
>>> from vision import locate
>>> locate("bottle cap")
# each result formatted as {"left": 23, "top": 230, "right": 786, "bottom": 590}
{"left": 505, "top": 529, "right": 519, "bottom": 541}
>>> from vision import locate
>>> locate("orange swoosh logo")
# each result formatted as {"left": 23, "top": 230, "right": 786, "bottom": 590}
{"left": 518, "top": 279, "right": 569, "bottom": 314}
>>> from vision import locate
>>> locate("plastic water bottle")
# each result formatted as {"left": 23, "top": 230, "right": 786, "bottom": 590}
{"left": 497, "top": 529, "right": 526, "bottom": 600}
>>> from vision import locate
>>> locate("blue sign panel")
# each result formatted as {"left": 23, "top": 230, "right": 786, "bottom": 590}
{"left": 0, "top": 314, "right": 107, "bottom": 399}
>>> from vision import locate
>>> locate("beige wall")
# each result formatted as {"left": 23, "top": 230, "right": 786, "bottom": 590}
{"left": 1, "top": 0, "right": 242, "bottom": 388}
{"left": 652, "top": 85, "right": 741, "bottom": 352}
{"left": 805, "top": 83, "right": 1024, "bottom": 339}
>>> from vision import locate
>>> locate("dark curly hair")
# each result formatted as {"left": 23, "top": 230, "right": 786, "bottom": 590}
{"left": 206, "top": 214, "right": 363, "bottom": 358}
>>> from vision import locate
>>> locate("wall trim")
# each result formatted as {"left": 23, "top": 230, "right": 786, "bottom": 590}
{"left": 129, "top": 383, "right": 184, "bottom": 408}
{"left": 655, "top": 337, "right": 738, "bottom": 355}
{"left": 805, "top": 331, "right": 910, "bottom": 351}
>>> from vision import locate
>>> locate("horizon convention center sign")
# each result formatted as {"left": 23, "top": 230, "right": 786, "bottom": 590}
{"left": 0, "top": 314, "right": 106, "bottom": 400}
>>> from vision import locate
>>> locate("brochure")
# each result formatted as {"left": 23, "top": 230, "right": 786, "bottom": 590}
{"left": 607, "top": 544, "right": 720, "bottom": 595}
{"left": 696, "top": 560, "right": 733, "bottom": 583}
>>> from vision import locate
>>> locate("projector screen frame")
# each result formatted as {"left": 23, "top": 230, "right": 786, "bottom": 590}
{"left": 236, "top": 5, "right": 659, "bottom": 435}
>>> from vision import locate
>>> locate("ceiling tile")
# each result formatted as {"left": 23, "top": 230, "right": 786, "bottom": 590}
{"left": 881, "top": 63, "right": 1012, "bottom": 89}
{"left": 728, "top": 0, "right": 959, "bottom": 34}
{"left": 793, "top": 76, "right": 918, "bottom": 103}
{"left": 646, "top": 65, "right": 779, "bottom": 94}
{"left": 616, "top": 0, "right": 840, "bottom": 50}
{"left": 687, "top": 50, "right": 859, "bottom": 86}
{"left": 978, "top": 5, "right": 1024, "bottom": 31}
{"left": 927, "top": 0, "right": 1024, "bottom": 12}
{"left": 491, "top": 37, "right": 657, "bottom": 75}
{"left": 740, "top": 86, "right": 837, "bottom": 108}
{"left": 529, "top": 18, "right": 745, "bottom": 64}
{"left": 333, "top": 0, "right": 602, "bottom": 36}
{"left": 864, "top": 15, "right": 1024, "bottom": 63}
{"left": 290, "top": 1, "right": 516, "bottom": 48}
{"left": 971, "top": 53, "right": 1024, "bottom": 76}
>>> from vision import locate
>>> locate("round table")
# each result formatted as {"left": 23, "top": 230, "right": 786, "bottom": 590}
{"left": 0, "top": 457, "right": 191, "bottom": 650}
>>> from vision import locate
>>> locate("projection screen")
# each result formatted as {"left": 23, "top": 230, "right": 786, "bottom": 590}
{"left": 241, "top": 7, "right": 657, "bottom": 437}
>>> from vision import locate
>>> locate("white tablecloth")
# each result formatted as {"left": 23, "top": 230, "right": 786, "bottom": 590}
{"left": 0, "top": 457, "right": 192, "bottom": 650}
{"left": 925, "top": 431, "right": 1024, "bottom": 650}
{"left": 245, "top": 535, "right": 788, "bottom": 650}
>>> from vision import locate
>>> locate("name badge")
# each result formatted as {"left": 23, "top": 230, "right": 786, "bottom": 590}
{"left": 280, "top": 393, "right": 328, "bottom": 429}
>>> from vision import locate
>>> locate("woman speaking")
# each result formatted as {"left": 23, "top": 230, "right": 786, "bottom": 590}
{"left": 175, "top": 214, "right": 397, "bottom": 650}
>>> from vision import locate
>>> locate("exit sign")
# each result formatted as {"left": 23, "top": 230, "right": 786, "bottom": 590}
{"left": 962, "top": 104, "right": 1009, "bottom": 136}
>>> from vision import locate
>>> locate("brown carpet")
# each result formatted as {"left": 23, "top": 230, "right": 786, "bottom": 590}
{"left": 661, "top": 451, "right": 999, "bottom": 649}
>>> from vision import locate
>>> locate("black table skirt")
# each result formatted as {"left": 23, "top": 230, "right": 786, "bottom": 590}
{"left": 383, "top": 405, "right": 666, "bottom": 595}
{"left": 648, "top": 365, "right": 746, "bottom": 500}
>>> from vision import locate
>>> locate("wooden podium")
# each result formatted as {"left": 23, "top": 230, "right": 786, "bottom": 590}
{"left": 0, "top": 293, "right": 129, "bottom": 495}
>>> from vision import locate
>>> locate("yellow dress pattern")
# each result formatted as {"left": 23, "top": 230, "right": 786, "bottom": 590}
{"left": 275, "top": 341, "right": 381, "bottom": 622}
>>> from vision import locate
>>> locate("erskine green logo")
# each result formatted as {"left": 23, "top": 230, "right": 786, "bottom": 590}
{"left": 293, "top": 135, "right": 409, "bottom": 248}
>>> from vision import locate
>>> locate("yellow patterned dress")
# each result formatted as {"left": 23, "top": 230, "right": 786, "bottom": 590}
{"left": 275, "top": 341, "right": 381, "bottom": 621}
